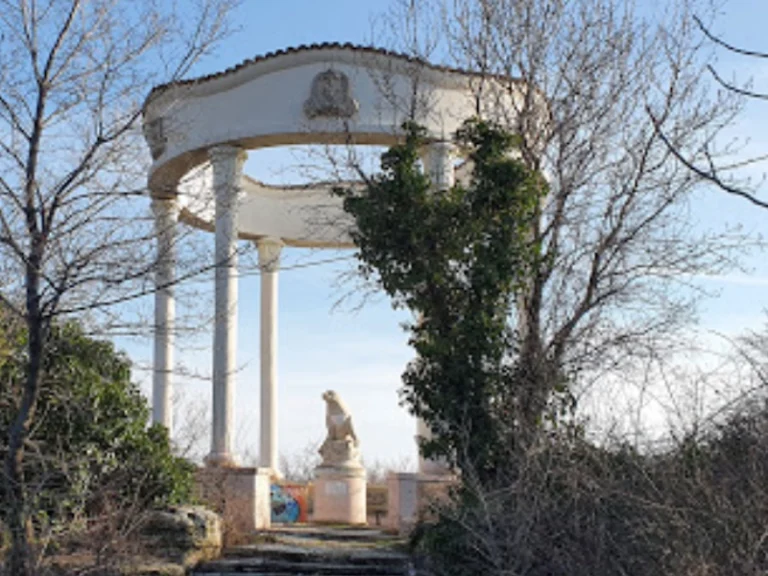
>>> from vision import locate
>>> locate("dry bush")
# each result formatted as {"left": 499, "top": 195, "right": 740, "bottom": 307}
{"left": 363, "top": 456, "right": 416, "bottom": 485}
{"left": 413, "top": 399, "right": 768, "bottom": 576}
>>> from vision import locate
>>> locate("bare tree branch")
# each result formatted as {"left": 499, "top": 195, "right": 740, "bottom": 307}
{"left": 647, "top": 105, "right": 768, "bottom": 209}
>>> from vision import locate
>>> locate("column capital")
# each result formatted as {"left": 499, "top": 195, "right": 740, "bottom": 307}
{"left": 256, "top": 236, "right": 284, "bottom": 251}
{"left": 208, "top": 144, "right": 248, "bottom": 167}
{"left": 150, "top": 196, "right": 180, "bottom": 219}
{"left": 257, "top": 236, "right": 283, "bottom": 273}
{"left": 422, "top": 140, "right": 456, "bottom": 154}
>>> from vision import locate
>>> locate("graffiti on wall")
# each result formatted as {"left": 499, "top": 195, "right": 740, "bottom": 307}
{"left": 271, "top": 483, "right": 309, "bottom": 523}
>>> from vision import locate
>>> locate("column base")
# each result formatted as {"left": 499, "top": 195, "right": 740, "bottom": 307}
{"left": 204, "top": 452, "right": 240, "bottom": 468}
{"left": 312, "top": 465, "right": 367, "bottom": 525}
{"left": 195, "top": 467, "right": 271, "bottom": 544}
{"left": 386, "top": 472, "right": 457, "bottom": 535}
{"left": 418, "top": 458, "right": 452, "bottom": 476}
{"left": 266, "top": 467, "right": 282, "bottom": 482}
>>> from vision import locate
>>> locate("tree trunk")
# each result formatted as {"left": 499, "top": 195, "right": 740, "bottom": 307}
{"left": 4, "top": 251, "right": 45, "bottom": 576}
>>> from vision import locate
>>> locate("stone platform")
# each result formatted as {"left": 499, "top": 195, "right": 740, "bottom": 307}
{"left": 192, "top": 525, "right": 414, "bottom": 575}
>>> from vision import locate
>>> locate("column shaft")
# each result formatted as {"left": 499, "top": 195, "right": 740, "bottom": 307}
{"left": 417, "top": 141, "right": 455, "bottom": 475}
{"left": 207, "top": 145, "right": 246, "bottom": 467}
{"left": 151, "top": 198, "right": 178, "bottom": 431}
{"left": 422, "top": 141, "right": 456, "bottom": 192}
{"left": 257, "top": 238, "right": 283, "bottom": 474}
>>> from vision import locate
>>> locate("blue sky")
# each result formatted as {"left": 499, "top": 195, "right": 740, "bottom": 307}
{"left": 123, "top": 0, "right": 768, "bottom": 467}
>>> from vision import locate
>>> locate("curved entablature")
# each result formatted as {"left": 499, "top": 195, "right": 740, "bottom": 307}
{"left": 177, "top": 163, "right": 474, "bottom": 249}
{"left": 143, "top": 43, "right": 536, "bottom": 245}
{"left": 178, "top": 170, "right": 359, "bottom": 248}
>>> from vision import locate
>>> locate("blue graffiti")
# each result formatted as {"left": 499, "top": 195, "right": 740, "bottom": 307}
{"left": 271, "top": 484, "right": 300, "bottom": 523}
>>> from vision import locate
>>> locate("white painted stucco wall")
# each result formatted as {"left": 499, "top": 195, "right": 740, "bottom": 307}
{"left": 144, "top": 45, "right": 531, "bottom": 246}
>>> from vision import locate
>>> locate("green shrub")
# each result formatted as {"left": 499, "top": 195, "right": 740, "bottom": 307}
{"left": 0, "top": 318, "right": 194, "bottom": 532}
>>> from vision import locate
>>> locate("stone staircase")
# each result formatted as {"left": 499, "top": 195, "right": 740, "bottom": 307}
{"left": 192, "top": 526, "right": 417, "bottom": 576}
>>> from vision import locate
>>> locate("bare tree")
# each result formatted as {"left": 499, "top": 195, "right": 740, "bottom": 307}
{"left": 0, "top": 1, "right": 236, "bottom": 573}
{"left": 649, "top": 14, "right": 768, "bottom": 209}
{"left": 279, "top": 440, "right": 322, "bottom": 484}
{"left": 172, "top": 391, "right": 211, "bottom": 464}
{"left": 369, "top": 0, "right": 753, "bottom": 417}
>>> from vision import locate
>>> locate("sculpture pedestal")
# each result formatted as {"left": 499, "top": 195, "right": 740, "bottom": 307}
{"left": 312, "top": 465, "right": 367, "bottom": 525}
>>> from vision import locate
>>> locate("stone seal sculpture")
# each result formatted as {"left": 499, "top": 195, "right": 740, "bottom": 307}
{"left": 318, "top": 390, "right": 361, "bottom": 468}
{"left": 313, "top": 390, "right": 367, "bottom": 524}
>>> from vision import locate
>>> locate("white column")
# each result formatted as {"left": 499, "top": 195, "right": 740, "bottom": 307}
{"left": 417, "top": 141, "right": 455, "bottom": 475}
{"left": 151, "top": 197, "right": 179, "bottom": 431}
{"left": 257, "top": 237, "right": 283, "bottom": 474}
{"left": 416, "top": 417, "right": 450, "bottom": 475}
{"left": 421, "top": 141, "right": 456, "bottom": 192}
{"left": 416, "top": 418, "right": 432, "bottom": 474}
{"left": 206, "top": 144, "right": 246, "bottom": 468}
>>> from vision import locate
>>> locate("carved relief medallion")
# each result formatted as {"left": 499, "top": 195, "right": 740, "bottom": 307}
{"left": 304, "top": 69, "right": 358, "bottom": 119}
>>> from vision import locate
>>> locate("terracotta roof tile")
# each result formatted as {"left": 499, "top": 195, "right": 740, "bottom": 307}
{"left": 147, "top": 42, "right": 509, "bottom": 100}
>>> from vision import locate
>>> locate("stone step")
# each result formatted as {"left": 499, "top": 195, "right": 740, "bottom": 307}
{"left": 195, "top": 545, "right": 411, "bottom": 575}
{"left": 191, "top": 526, "right": 414, "bottom": 576}
{"left": 193, "top": 557, "right": 409, "bottom": 575}
{"left": 199, "top": 553, "right": 408, "bottom": 569}
{"left": 267, "top": 526, "right": 401, "bottom": 543}
{"left": 223, "top": 544, "right": 408, "bottom": 565}
{"left": 193, "top": 573, "right": 406, "bottom": 576}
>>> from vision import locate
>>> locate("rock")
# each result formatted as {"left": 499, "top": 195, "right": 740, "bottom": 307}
{"left": 141, "top": 506, "right": 222, "bottom": 566}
